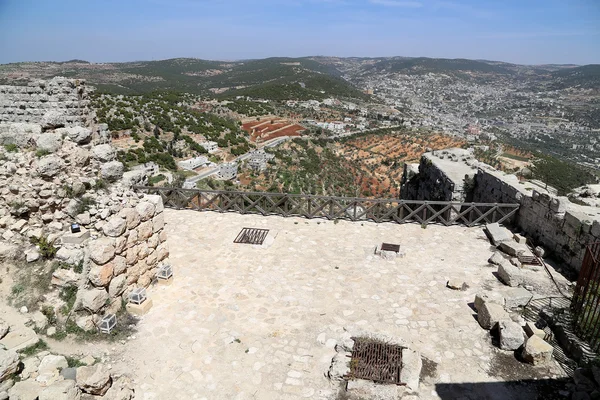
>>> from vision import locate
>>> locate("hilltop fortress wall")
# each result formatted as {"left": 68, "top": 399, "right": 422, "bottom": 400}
{"left": 0, "top": 76, "right": 95, "bottom": 127}
{"left": 402, "top": 148, "right": 600, "bottom": 272}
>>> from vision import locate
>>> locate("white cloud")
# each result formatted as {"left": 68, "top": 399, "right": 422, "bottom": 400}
{"left": 369, "top": 0, "right": 423, "bottom": 8}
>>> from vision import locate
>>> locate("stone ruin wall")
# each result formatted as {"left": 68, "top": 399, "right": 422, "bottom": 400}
{"left": 400, "top": 149, "right": 477, "bottom": 202}
{"left": 402, "top": 149, "right": 600, "bottom": 272}
{"left": 474, "top": 168, "right": 600, "bottom": 272}
{"left": 67, "top": 194, "right": 169, "bottom": 328}
{"left": 0, "top": 77, "right": 95, "bottom": 127}
{"left": 0, "top": 77, "right": 169, "bottom": 329}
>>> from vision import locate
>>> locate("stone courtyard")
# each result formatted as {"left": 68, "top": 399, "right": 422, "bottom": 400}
{"left": 118, "top": 209, "right": 567, "bottom": 400}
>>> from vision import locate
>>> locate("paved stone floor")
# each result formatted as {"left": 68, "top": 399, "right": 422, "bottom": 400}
{"left": 125, "top": 210, "right": 567, "bottom": 400}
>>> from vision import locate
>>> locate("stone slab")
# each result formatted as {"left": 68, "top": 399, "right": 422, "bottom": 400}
{"left": 126, "top": 298, "right": 153, "bottom": 316}
{"left": 502, "top": 287, "right": 533, "bottom": 308}
{"left": 0, "top": 327, "right": 39, "bottom": 351}
{"left": 61, "top": 229, "right": 90, "bottom": 245}
{"left": 157, "top": 276, "right": 174, "bottom": 286}
{"left": 484, "top": 223, "right": 513, "bottom": 246}
{"left": 524, "top": 322, "right": 547, "bottom": 340}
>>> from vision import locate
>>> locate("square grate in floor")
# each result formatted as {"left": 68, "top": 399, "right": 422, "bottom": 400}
{"left": 234, "top": 228, "right": 269, "bottom": 245}
{"left": 381, "top": 243, "right": 400, "bottom": 253}
{"left": 347, "top": 338, "right": 404, "bottom": 385}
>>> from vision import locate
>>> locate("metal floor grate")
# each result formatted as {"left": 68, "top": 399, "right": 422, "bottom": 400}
{"left": 381, "top": 243, "right": 400, "bottom": 253}
{"left": 234, "top": 228, "right": 269, "bottom": 245}
{"left": 346, "top": 338, "right": 404, "bottom": 385}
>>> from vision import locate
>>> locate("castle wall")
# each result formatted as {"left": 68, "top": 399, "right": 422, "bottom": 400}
{"left": 474, "top": 168, "right": 600, "bottom": 272}
{"left": 0, "top": 77, "right": 95, "bottom": 127}
{"left": 402, "top": 149, "right": 600, "bottom": 272}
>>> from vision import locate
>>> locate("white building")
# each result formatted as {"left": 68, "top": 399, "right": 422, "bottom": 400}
{"left": 178, "top": 156, "right": 209, "bottom": 171}
{"left": 130, "top": 162, "right": 160, "bottom": 175}
{"left": 200, "top": 141, "right": 219, "bottom": 154}
{"left": 247, "top": 149, "right": 274, "bottom": 172}
{"left": 217, "top": 162, "right": 238, "bottom": 180}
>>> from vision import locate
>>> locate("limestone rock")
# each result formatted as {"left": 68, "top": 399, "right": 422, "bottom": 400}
{"left": 36, "top": 155, "right": 64, "bottom": 178}
{"left": 0, "top": 320, "right": 8, "bottom": 340}
{"left": 36, "top": 132, "right": 63, "bottom": 153}
{"left": 108, "top": 274, "right": 127, "bottom": 298}
{"left": 400, "top": 348, "right": 422, "bottom": 391}
{"left": 75, "top": 316, "right": 95, "bottom": 332}
{"left": 120, "top": 170, "right": 147, "bottom": 188}
{"left": 503, "top": 287, "right": 533, "bottom": 308}
{"left": 477, "top": 302, "right": 509, "bottom": 330}
{"left": 145, "top": 195, "right": 164, "bottom": 214}
{"left": 101, "top": 161, "right": 124, "bottom": 182}
{"left": 135, "top": 201, "right": 155, "bottom": 222}
{"left": 499, "top": 241, "right": 532, "bottom": 258}
{"left": 102, "top": 215, "right": 126, "bottom": 237}
{"left": 485, "top": 223, "right": 513, "bottom": 246}
{"left": 103, "top": 376, "right": 134, "bottom": 400}
{"left": 0, "top": 348, "right": 19, "bottom": 381}
{"left": 119, "top": 208, "right": 140, "bottom": 230}
{"left": 41, "top": 110, "right": 65, "bottom": 129}
{"left": 88, "top": 237, "right": 115, "bottom": 265}
{"left": 69, "top": 147, "right": 90, "bottom": 167}
{"left": 8, "top": 380, "right": 43, "bottom": 400}
{"left": 497, "top": 263, "right": 522, "bottom": 287}
{"left": 37, "top": 354, "right": 68, "bottom": 374}
{"left": 524, "top": 321, "right": 547, "bottom": 340}
{"left": 447, "top": 279, "right": 468, "bottom": 291}
{"left": 488, "top": 252, "right": 506, "bottom": 266}
{"left": 499, "top": 320, "right": 525, "bottom": 350}
{"left": 327, "top": 352, "right": 349, "bottom": 381}
{"left": 64, "top": 126, "right": 92, "bottom": 145}
{"left": 522, "top": 336, "right": 553, "bottom": 365}
{"left": 39, "top": 379, "right": 81, "bottom": 400}
{"left": 91, "top": 144, "right": 116, "bottom": 162}
{"left": 77, "top": 288, "right": 109, "bottom": 313}
{"left": 89, "top": 262, "right": 114, "bottom": 287}
{"left": 55, "top": 247, "right": 84, "bottom": 266}
{"left": 76, "top": 364, "right": 112, "bottom": 395}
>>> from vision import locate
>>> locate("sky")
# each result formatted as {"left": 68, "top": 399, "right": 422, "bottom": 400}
{"left": 0, "top": 0, "right": 599, "bottom": 65}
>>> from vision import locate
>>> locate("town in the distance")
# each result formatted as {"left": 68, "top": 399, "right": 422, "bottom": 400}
{"left": 1, "top": 56, "right": 598, "bottom": 199}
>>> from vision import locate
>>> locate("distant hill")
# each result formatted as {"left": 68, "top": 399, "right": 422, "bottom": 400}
{"left": 362, "top": 57, "right": 514, "bottom": 75}
{"left": 1, "top": 56, "right": 598, "bottom": 98}
{"left": 550, "top": 64, "right": 600, "bottom": 88}
{"left": 0, "top": 57, "right": 362, "bottom": 100}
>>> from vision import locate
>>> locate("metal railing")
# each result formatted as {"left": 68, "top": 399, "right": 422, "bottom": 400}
{"left": 134, "top": 186, "right": 520, "bottom": 227}
{"left": 572, "top": 242, "right": 600, "bottom": 352}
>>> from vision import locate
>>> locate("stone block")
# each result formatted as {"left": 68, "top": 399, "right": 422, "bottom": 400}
{"left": 499, "top": 320, "right": 525, "bottom": 350}
{"left": 497, "top": 263, "right": 522, "bottom": 287}
{"left": 61, "top": 229, "right": 90, "bottom": 245}
{"left": 513, "top": 233, "right": 527, "bottom": 244}
{"left": 502, "top": 287, "right": 533, "bottom": 308}
{"left": 400, "top": 348, "right": 422, "bottom": 391}
{"left": 522, "top": 336, "right": 553, "bottom": 365}
{"left": 498, "top": 241, "right": 532, "bottom": 257}
{"left": 524, "top": 322, "right": 546, "bottom": 340}
{"left": 478, "top": 302, "right": 509, "bottom": 330}
{"left": 474, "top": 291, "right": 504, "bottom": 312}
{"left": 157, "top": 276, "right": 174, "bottom": 286}
{"left": 126, "top": 298, "right": 153, "bottom": 316}
{"left": 0, "top": 327, "right": 39, "bottom": 351}
{"left": 485, "top": 223, "right": 513, "bottom": 246}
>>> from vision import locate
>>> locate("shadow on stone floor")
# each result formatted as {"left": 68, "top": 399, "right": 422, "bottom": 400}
{"left": 435, "top": 377, "right": 570, "bottom": 400}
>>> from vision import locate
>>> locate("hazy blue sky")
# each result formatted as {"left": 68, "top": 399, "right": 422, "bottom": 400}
{"left": 0, "top": 0, "right": 599, "bottom": 65}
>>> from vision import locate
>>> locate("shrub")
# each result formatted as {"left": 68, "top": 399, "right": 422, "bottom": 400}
{"left": 3, "top": 143, "right": 18, "bottom": 152}
{"left": 75, "top": 197, "right": 96, "bottom": 215}
{"left": 31, "top": 236, "right": 57, "bottom": 259}
{"left": 35, "top": 149, "right": 50, "bottom": 157}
